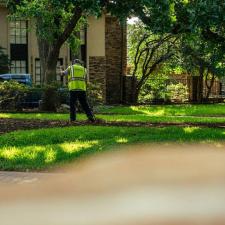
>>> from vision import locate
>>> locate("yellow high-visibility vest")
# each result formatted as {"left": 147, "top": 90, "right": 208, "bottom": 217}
{"left": 68, "top": 65, "right": 86, "bottom": 91}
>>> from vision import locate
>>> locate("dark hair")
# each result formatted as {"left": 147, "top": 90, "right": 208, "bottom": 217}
{"left": 73, "top": 59, "right": 83, "bottom": 65}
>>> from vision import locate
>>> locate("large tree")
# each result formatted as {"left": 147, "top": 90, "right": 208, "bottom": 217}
{"left": 174, "top": 1, "right": 225, "bottom": 102}
{"left": 140, "top": 1, "right": 225, "bottom": 102}
{"left": 7, "top": 0, "right": 173, "bottom": 84}
{"left": 179, "top": 31, "right": 225, "bottom": 102}
{"left": 128, "top": 21, "right": 178, "bottom": 102}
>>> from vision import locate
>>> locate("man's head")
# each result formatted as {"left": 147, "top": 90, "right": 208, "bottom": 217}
{"left": 72, "top": 59, "right": 83, "bottom": 65}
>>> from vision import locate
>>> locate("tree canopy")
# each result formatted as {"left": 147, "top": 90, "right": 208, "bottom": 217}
{"left": 7, "top": 0, "right": 176, "bottom": 83}
{"left": 7, "top": 0, "right": 225, "bottom": 96}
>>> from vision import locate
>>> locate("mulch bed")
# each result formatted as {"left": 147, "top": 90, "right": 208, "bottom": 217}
{"left": 0, "top": 118, "right": 225, "bottom": 135}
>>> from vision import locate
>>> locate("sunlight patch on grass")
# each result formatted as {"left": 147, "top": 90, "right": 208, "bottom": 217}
{"left": 130, "top": 106, "right": 165, "bottom": 116}
{"left": 0, "top": 141, "right": 99, "bottom": 164}
{"left": 1, "top": 148, "right": 19, "bottom": 159}
{"left": 0, "top": 125, "right": 225, "bottom": 171}
{"left": 60, "top": 141, "right": 99, "bottom": 153}
{"left": 183, "top": 127, "right": 200, "bottom": 134}
{"left": 0, "top": 113, "right": 11, "bottom": 118}
{"left": 36, "top": 113, "right": 42, "bottom": 118}
{"left": 45, "top": 148, "right": 56, "bottom": 163}
{"left": 115, "top": 137, "right": 129, "bottom": 143}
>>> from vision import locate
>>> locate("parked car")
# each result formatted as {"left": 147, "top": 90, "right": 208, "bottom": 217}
{"left": 0, "top": 74, "right": 32, "bottom": 86}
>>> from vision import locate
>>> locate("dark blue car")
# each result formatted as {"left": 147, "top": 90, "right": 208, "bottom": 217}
{"left": 0, "top": 73, "right": 32, "bottom": 86}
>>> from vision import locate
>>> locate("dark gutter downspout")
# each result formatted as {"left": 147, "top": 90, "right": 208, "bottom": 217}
{"left": 120, "top": 22, "right": 126, "bottom": 104}
{"left": 84, "top": 26, "right": 87, "bottom": 68}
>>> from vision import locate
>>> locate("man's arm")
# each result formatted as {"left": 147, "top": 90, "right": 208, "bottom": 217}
{"left": 84, "top": 68, "right": 88, "bottom": 83}
{"left": 60, "top": 66, "right": 69, "bottom": 77}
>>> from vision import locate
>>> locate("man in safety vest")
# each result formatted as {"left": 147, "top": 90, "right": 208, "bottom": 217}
{"left": 61, "top": 59, "right": 95, "bottom": 122}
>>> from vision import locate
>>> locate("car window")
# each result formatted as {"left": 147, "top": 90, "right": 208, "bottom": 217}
{"left": 13, "top": 75, "right": 26, "bottom": 79}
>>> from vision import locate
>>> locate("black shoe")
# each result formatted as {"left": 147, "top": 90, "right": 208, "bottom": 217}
{"left": 88, "top": 117, "right": 96, "bottom": 122}
{"left": 89, "top": 118, "right": 105, "bottom": 123}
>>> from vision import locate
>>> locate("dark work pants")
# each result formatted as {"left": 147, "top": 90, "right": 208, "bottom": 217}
{"left": 69, "top": 91, "right": 94, "bottom": 121}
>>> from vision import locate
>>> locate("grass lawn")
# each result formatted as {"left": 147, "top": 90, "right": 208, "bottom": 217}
{"left": 1, "top": 112, "right": 225, "bottom": 124}
{"left": 0, "top": 126, "right": 225, "bottom": 171}
{"left": 97, "top": 104, "right": 225, "bottom": 116}
{"left": 0, "top": 104, "right": 225, "bottom": 171}
{"left": 1, "top": 104, "right": 225, "bottom": 124}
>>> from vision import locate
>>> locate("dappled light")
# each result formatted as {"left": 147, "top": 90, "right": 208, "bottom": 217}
{"left": 60, "top": 141, "right": 99, "bottom": 153}
{"left": 0, "top": 140, "right": 100, "bottom": 170}
{"left": 1, "top": 104, "right": 225, "bottom": 125}
{"left": 0, "top": 104, "right": 224, "bottom": 171}
{"left": 0, "top": 125, "right": 225, "bottom": 171}
{"left": 44, "top": 149, "right": 56, "bottom": 163}
{"left": 0, "top": 113, "right": 87, "bottom": 121}
{"left": 0, "top": 0, "right": 225, "bottom": 222}
{"left": 98, "top": 104, "right": 225, "bottom": 117}
{"left": 115, "top": 137, "right": 129, "bottom": 144}
{"left": 1, "top": 148, "right": 20, "bottom": 160}
{"left": 130, "top": 106, "right": 166, "bottom": 116}
{"left": 183, "top": 127, "right": 200, "bottom": 134}
{"left": 0, "top": 113, "right": 11, "bottom": 118}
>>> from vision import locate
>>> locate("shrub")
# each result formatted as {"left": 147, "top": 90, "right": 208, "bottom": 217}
{"left": 138, "top": 78, "right": 189, "bottom": 104}
{"left": 165, "top": 83, "right": 189, "bottom": 103}
{"left": 138, "top": 78, "right": 167, "bottom": 104}
{"left": 86, "top": 82, "right": 104, "bottom": 106}
{"left": 58, "top": 87, "right": 69, "bottom": 105}
{"left": 37, "top": 81, "right": 103, "bottom": 112}
{"left": 0, "top": 80, "right": 28, "bottom": 110}
{"left": 22, "top": 87, "right": 43, "bottom": 108}
{"left": 40, "top": 83, "right": 60, "bottom": 112}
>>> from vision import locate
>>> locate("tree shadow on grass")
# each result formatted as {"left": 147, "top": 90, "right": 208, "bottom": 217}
{"left": 0, "top": 126, "right": 225, "bottom": 171}
{"left": 98, "top": 104, "right": 225, "bottom": 117}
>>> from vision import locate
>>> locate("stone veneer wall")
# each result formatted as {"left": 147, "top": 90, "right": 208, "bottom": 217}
{"left": 123, "top": 75, "right": 137, "bottom": 104}
{"left": 105, "top": 16, "right": 127, "bottom": 104}
{"left": 221, "top": 78, "right": 225, "bottom": 96}
{"left": 88, "top": 56, "right": 106, "bottom": 102}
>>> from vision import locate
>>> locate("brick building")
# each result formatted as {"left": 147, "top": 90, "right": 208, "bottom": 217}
{"left": 0, "top": 1, "right": 132, "bottom": 104}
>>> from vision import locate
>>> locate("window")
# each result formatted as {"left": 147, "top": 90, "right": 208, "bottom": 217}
{"left": 80, "top": 29, "right": 86, "bottom": 45}
{"left": 10, "top": 20, "right": 27, "bottom": 44}
{"left": 10, "top": 60, "right": 27, "bottom": 74}
{"left": 35, "top": 59, "right": 41, "bottom": 85}
{"left": 56, "top": 59, "right": 63, "bottom": 81}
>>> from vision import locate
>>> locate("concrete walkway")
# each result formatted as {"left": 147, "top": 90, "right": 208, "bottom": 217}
{"left": 1, "top": 146, "right": 225, "bottom": 225}
{"left": 0, "top": 171, "right": 54, "bottom": 184}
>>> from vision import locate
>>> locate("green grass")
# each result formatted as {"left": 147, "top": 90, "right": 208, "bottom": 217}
{"left": 1, "top": 112, "right": 225, "bottom": 124}
{"left": 97, "top": 104, "right": 225, "bottom": 116}
{"left": 1, "top": 104, "right": 225, "bottom": 171}
{"left": 0, "top": 126, "right": 225, "bottom": 171}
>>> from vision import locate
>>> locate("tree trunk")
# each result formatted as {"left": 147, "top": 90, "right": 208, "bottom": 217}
{"left": 191, "top": 76, "right": 198, "bottom": 103}
{"left": 133, "top": 90, "right": 139, "bottom": 104}
{"left": 205, "top": 74, "right": 215, "bottom": 100}
{"left": 130, "top": 76, "right": 138, "bottom": 104}
{"left": 38, "top": 38, "right": 60, "bottom": 84}
{"left": 36, "top": 9, "right": 81, "bottom": 84}
{"left": 191, "top": 67, "right": 204, "bottom": 103}
{"left": 45, "top": 53, "right": 59, "bottom": 84}
{"left": 197, "top": 66, "right": 204, "bottom": 103}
